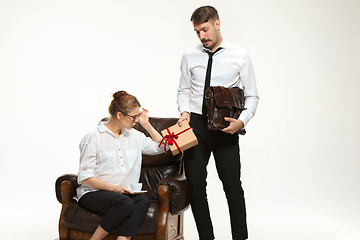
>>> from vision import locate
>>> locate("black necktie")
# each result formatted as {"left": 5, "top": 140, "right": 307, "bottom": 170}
{"left": 202, "top": 47, "right": 223, "bottom": 115}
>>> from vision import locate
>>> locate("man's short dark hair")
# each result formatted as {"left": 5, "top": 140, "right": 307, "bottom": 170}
{"left": 190, "top": 6, "right": 219, "bottom": 24}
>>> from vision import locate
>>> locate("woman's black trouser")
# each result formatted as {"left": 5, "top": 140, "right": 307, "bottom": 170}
{"left": 78, "top": 190, "right": 150, "bottom": 237}
{"left": 184, "top": 113, "right": 248, "bottom": 240}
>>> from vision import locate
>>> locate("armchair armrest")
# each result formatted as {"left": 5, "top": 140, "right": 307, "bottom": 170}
{"left": 55, "top": 174, "right": 78, "bottom": 203}
{"left": 158, "top": 175, "right": 190, "bottom": 214}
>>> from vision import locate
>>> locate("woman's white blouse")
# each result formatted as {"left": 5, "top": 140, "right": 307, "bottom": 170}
{"left": 76, "top": 121, "right": 164, "bottom": 200}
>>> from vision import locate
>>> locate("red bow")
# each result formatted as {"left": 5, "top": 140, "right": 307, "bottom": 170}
{"left": 158, "top": 127, "right": 191, "bottom": 153}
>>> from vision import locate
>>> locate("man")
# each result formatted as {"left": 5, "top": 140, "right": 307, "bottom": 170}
{"left": 177, "top": 6, "right": 259, "bottom": 240}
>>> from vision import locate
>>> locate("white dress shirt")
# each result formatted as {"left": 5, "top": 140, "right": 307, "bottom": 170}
{"left": 76, "top": 121, "right": 164, "bottom": 200}
{"left": 177, "top": 40, "right": 259, "bottom": 126}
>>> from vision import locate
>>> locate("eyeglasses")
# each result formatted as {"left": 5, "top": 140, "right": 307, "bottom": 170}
{"left": 122, "top": 112, "right": 141, "bottom": 122}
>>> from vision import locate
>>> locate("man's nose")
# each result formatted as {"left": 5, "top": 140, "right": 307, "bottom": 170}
{"left": 199, "top": 31, "right": 206, "bottom": 39}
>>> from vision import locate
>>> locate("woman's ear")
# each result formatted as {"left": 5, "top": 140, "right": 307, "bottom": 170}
{"left": 116, "top": 112, "right": 122, "bottom": 120}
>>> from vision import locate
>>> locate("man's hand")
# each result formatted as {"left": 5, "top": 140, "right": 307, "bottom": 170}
{"left": 178, "top": 111, "right": 190, "bottom": 126}
{"left": 221, "top": 117, "right": 244, "bottom": 134}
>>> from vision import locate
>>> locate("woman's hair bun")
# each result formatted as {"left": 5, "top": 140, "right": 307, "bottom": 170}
{"left": 113, "top": 91, "right": 127, "bottom": 100}
{"left": 108, "top": 90, "right": 140, "bottom": 117}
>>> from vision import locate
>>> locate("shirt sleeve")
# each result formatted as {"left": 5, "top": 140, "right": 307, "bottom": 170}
{"left": 238, "top": 49, "right": 259, "bottom": 126}
{"left": 177, "top": 52, "right": 192, "bottom": 114}
{"left": 78, "top": 133, "right": 97, "bottom": 183}
{"left": 140, "top": 133, "right": 166, "bottom": 155}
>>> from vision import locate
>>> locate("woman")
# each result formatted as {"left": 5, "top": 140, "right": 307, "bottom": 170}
{"left": 76, "top": 91, "right": 164, "bottom": 240}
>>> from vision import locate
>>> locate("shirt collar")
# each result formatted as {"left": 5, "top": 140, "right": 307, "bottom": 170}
{"left": 202, "top": 39, "right": 227, "bottom": 53}
{"left": 98, "top": 120, "right": 129, "bottom": 138}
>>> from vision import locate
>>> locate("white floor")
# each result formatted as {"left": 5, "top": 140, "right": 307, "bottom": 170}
{"left": 1, "top": 197, "right": 359, "bottom": 240}
{"left": 1, "top": 159, "right": 359, "bottom": 240}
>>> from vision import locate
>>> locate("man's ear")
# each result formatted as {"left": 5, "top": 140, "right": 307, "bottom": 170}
{"left": 215, "top": 20, "right": 221, "bottom": 30}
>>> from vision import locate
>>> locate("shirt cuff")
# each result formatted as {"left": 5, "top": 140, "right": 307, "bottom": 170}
{"left": 78, "top": 170, "right": 95, "bottom": 184}
{"left": 238, "top": 112, "right": 253, "bottom": 127}
{"left": 179, "top": 107, "right": 191, "bottom": 116}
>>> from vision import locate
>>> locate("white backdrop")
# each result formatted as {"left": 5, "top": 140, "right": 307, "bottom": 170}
{"left": 0, "top": 0, "right": 359, "bottom": 239}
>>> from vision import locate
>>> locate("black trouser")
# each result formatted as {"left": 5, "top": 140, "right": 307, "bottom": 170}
{"left": 184, "top": 113, "right": 248, "bottom": 240}
{"left": 78, "top": 191, "right": 150, "bottom": 237}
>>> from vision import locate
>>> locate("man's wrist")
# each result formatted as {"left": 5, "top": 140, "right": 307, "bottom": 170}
{"left": 181, "top": 111, "right": 190, "bottom": 117}
{"left": 237, "top": 119, "right": 245, "bottom": 129}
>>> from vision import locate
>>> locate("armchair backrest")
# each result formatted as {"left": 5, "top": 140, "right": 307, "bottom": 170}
{"left": 134, "top": 117, "right": 183, "bottom": 200}
{"left": 55, "top": 117, "right": 181, "bottom": 203}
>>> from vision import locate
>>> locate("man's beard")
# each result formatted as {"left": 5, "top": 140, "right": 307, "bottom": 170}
{"left": 202, "top": 40, "right": 216, "bottom": 50}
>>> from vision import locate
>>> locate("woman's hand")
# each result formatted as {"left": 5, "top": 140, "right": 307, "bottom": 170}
{"left": 82, "top": 177, "right": 134, "bottom": 194}
{"left": 138, "top": 108, "right": 149, "bottom": 126}
{"left": 137, "top": 108, "right": 163, "bottom": 143}
{"left": 112, "top": 185, "right": 134, "bottom": 195}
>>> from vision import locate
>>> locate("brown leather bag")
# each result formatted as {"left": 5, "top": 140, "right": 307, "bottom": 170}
{"left": 204, "top": 86, "right": 247, "bottom": 135}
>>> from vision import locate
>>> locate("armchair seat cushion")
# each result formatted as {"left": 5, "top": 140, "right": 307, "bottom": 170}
{"left": 64, "top": 199, "right": 159, "bottom": 235}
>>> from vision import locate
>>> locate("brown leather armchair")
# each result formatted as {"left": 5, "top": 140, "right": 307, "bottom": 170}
{"left": 55, "top": 117, "right": 190, "bottom": 240}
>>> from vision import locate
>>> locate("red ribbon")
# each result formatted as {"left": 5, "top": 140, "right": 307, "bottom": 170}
{"left": 158, "top": 127, "right": 192, "bottom": 153}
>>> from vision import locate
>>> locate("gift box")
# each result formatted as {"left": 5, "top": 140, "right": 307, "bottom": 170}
{"left": 159, "top": 121, "right": 198, "bottom": 155}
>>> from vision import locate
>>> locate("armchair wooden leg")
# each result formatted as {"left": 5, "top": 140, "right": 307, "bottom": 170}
{"left": 59, "top": 180, "right": 74, "bottom": 240}
{"left": 156, "top": 185, "right": 171, "bottom": 240}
